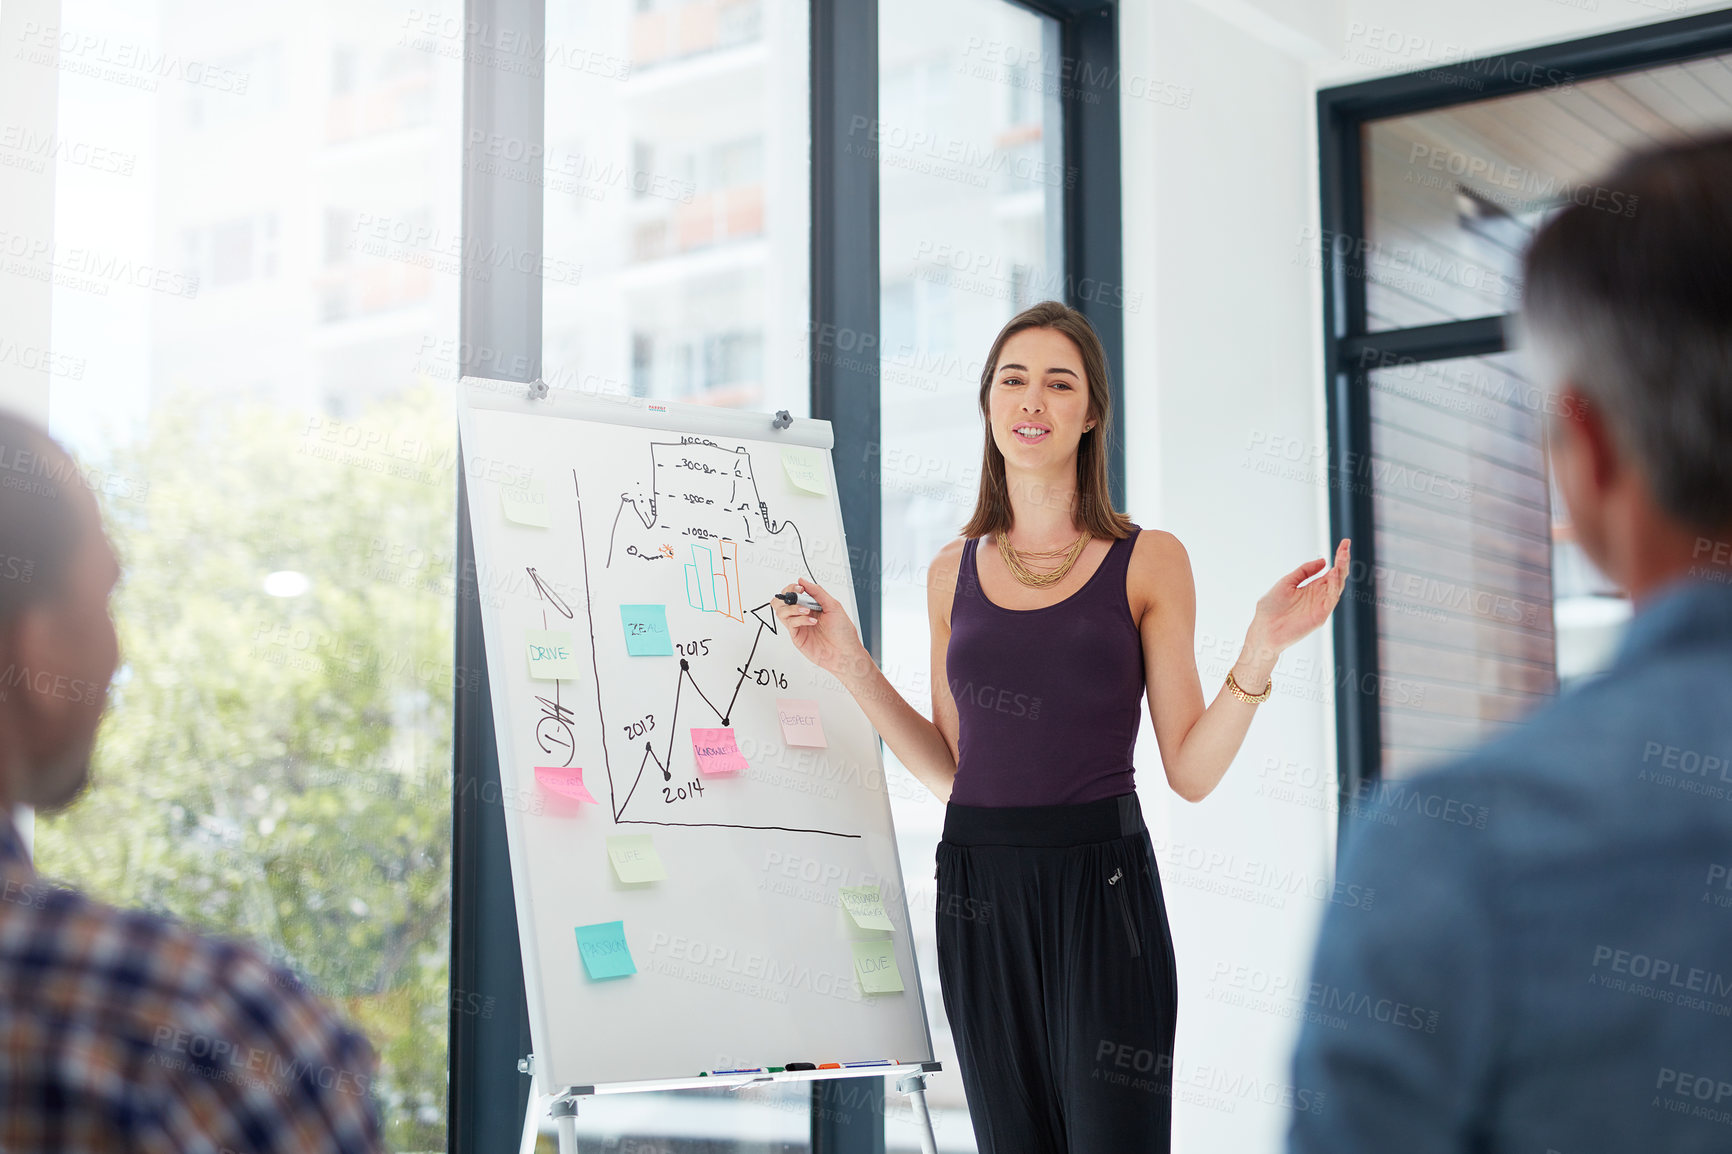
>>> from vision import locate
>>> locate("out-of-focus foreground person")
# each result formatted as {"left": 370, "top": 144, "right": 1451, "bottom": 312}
{"left": 1290, "top": 132, "right": 1732, "bottom": 1152}
{"left": 0, "top": 413, "right": 384, "bottom": 1153}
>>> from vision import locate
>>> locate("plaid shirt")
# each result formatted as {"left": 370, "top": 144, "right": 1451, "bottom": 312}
{"left": 0, "top": 814, "right": 385, "bottom": 1153}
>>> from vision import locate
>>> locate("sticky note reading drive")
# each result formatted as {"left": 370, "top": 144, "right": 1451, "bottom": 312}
{"left": 527, "top": 630, "right": 581, "bottom": 680}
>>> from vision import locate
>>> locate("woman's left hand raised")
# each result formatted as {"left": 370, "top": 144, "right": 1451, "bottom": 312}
{"left": 1249, "top": 538, "right": 1351, "bottom": 657}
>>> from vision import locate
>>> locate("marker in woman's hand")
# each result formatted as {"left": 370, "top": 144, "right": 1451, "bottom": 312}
{"left": 774, "top": 590, "right": 824, "bottom": 613}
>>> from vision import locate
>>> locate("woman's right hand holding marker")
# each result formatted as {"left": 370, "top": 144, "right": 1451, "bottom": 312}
{"left": 772, "top": 576, "right": 870, "bottom": 683}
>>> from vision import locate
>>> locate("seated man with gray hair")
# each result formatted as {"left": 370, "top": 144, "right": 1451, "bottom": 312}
{"left": 1290, "top": 133, "right": 1732, "bottom": 1151}
{"left": 0, "top": 415, "right": 384, "bottom": 1152}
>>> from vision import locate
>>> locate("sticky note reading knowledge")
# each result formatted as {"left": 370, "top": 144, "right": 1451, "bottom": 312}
{"left": 851, "top": 939, "right": 904, "bottom": 994}
{"left": 500, "top": 480, "right": 551, "bottom": 528}
{"left": 526, "top": 630, "right": 581, "bottom": 680}
{"left": 838, "top": 885, "right": 895, "bottom": 932}
{"left": 691, "top": 727, "right": 749, "bottom": 775}
{"left": 575, "top": 921, "right": 637, "bottom": 980}
{"left": 781, "top": 447, "right": 829, "bottom": 496}
{"left": 606, "top": 834, "right": 667, "bottom": 883}
{"left": 776, "top": 698, "right": 827, "bottom": 747}
{"left": 619, "top": 604, "right": 674, "bottom": 656}
{"left": 534, "top": 765, "right": 598, "bottom": 805}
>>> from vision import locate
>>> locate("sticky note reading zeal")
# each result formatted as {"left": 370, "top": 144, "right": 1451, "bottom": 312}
{"left": 500, "top": 480, "right": 551, "bottom": 527}
{"left": 781, "top": 446, "right": 829, "bottom": 496}
{"left": 619, "top": 604, "right": 674, "bottom": 656}
{"left": 776, "top": 698, "right": 827, "bottom": 747}
{"left": 851, "top": 939, "right": 904, "bottom": 994}
{"left": 690, "top": 727, "right": 748, "bottom": 774}
{"left": 838, "top": 885, "right": 895, "bottom": 931}
{"left": 606, "top": 834, "right": 667, "bottom": 883}
{"left": 526, "top": 630, "right": 581, "bottom": 679}
{"left": 575, "top": 920, "right": 637, "bottom": 980}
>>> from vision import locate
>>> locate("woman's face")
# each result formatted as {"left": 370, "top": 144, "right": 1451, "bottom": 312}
{"left": 988, "top": 326, "right": 1092, "bottom": 469}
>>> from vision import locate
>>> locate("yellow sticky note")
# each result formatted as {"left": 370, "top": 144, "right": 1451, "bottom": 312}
{"left": 606, "top": 834, "right": 667, "bottom": 883}
{"left": 851, "top": 939, "right": 904, "bottom": 994}
{"left": 839, "top": 885, "right": 894, "bottom": 931}
{"left": 501, "top": 481, "right": 551, "bottom": 527}
{"left": 527, "top": 630, "right": 581, "bottom": 680}
{"left": 781, "top": 447, "right": 829, "bottom": 496}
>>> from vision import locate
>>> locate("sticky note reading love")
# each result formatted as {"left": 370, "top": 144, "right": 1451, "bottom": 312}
{"left": 781, "top": 447, "right": 829, "bottom": 496}
{"left": 838, "top": 885, "right": 895, "bottom": 931}
{"left": 606, "top": 834, "right": 667, "bottom": 883}
{"left": 776, "top": 698, "right": 827, "bottom": 747}
{"left": 534, "top": 765, "right": 598, "bottom": 804}
{"left": 526, "top": 630, "right": 581, "bottom": 680}
{"left": 574, "top": 921, "right": 636, "bottom": 980}
{"left": 619, "top": 604, "right": 674, "bottom": 656}
{"left": 690, "top": 727, "right": 748, "bottom": 775}
{"left": 500, "top": 481, "right": 551, "bottom": 528}
{"left": 851, "top": 939, "right": 904, "bottom": 994}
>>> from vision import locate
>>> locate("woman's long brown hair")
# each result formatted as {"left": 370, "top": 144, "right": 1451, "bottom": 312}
{"left": 959, "top": 300, "right": 1135, "bottom": 542}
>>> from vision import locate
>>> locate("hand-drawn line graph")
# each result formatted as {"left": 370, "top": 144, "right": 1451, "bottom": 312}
{"left": 533, "top": 459, "right": 858, "bottom": 840}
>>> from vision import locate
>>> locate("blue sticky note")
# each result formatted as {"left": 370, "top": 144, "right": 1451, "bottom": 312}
{"left": 575, "top": 920, "right": 637, "bottom": 980}
{"left": 619, "top": 604, "right": 674, "bottom": 656}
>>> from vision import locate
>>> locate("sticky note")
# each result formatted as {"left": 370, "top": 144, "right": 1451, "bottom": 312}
{"left": 575, "top": 921, "right": 636, "bottom": 980}
{"left": 838, "top": 885, "right": 894, "bottom": 931}
{"left": 527, "top": 630, "right": 581, "bottom": 679}
{"left": 535, "top": 765, "right": 598, "bottom": 804}
{"left": 781, "top": 447, "right": 829, "bottom": 496}
{"left": 777, "top": 698, "right": 827, "bottom": 747}
{"left": 851, "top": 939, "right": 904, "bottom": 994}
{"left": 691, "top": 727, "right": 748, "bottom": 775}
{"left": 500, "top": 481, "right": 551, "bottom": 528}
{"left": 619, "top": 604, "right": 674, "bottom": 656}
{"left": 606, "top": 834, "right": 667, "bottom": 883}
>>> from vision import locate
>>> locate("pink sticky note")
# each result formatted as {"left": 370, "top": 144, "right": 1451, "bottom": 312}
{"left": 690, "top": 727, "right": 749, "bottom": 775}
{"left": 776, "top": 698, "right": 827, "bottom": 747}
{"left": 535, "top": 765, "right": 598, "bottom": 804}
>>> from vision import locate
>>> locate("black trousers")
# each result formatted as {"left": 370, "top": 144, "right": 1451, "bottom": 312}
{"left": 934, "top": 791, "right": 1179, "bottom": 1154}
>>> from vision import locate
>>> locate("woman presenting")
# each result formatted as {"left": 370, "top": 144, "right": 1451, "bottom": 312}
{"left": 772, "top": 300, "right": 1348, "bottom": 1153}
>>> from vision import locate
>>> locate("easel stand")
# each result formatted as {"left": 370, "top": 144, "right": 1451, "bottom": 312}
{"left": 519, "top": 1058, "right": 943, "bottom": 1154}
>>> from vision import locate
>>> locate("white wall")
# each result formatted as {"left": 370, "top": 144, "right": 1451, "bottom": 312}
{"left": 1116, "top": 1, "right": 1731, "bottom": 1150}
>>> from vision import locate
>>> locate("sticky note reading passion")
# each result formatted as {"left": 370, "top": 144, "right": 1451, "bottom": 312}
{"left": 575, "top": 921, "right": 637, "bottom": 980}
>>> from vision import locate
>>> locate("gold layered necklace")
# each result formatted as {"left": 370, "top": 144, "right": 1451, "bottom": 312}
{"left": 995, "top": 527, "right": 1092, "bottom": 587}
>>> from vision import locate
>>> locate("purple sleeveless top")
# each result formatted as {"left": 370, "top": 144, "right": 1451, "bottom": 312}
{"left": 946, "top": 525, "right": 1145, "bottom": 806}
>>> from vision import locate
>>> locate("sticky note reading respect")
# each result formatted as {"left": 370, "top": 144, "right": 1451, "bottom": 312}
{"left": 526, "top": 630, "right": 581, "bottom": 680}
{"left": 776, "top": 698, "right": 827, "bottom": 747}
{"left": 851, "top": 939, "right": 904, "bottom": 994}
{"left": 606, "top": 834, "right": 667, "bottom": 883}
{"left": 500, "top": 481, "right": 551, "bottom": 528}
{"left": 534, "top": 765, "right": 598, "bottom": 805}
{"left": 690, "top": 727, "right": 749, "bottom": 775}
{"left": 781, "top": 447, "right": 829, "bottom": 496}
{"left": 619, "top": 604, "right": 674, "bottom": 656}
{"left": 574, "top": 921, "right": 637, "bottom": 980}
{"left": 838, "top": 885, "right": 894, "bottom": 931}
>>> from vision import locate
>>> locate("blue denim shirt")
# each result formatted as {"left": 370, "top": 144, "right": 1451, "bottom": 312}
{"left": 1289, "top": 575, "right": 1732, "bottom": 1153}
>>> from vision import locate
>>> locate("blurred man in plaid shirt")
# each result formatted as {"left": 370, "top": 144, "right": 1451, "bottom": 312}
{"left": 0, "top": 412, "right": 384, "bottom": 1153}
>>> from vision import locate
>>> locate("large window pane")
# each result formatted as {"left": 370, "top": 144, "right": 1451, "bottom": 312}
{"left": 877, "top": 0, "right": 1065, "bottom": 1146}
{"left": 31, "top": 0, "right": 460, "bottom": 1147}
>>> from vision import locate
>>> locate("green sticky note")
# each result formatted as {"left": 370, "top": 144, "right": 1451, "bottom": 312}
{"left": 781, "top": 447, "right": 829, "bottom": 496}
{"left": 606, "top": 834, "right": 667, "bottom": 883}
{"left": 838, "top": 885, "right": 894, "bottom": 931}
{"left": 500, "top": 481, "right": 551, "bottom": 527}
{"left": 526, "top": 630, "right": 581, "bottom": 680}
{"left": 575, "top": 920, "right": 636, "bottom": 980}
{"left": 619, "top": 604, "right": 674, "bottom": 656}
{"left": 851, "top": 939, "right": 903, "bottom": 994}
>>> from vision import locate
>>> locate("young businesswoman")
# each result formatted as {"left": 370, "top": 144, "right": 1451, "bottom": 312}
{"left": 772, "top": 300, "right": 1348, "bottom": 1153}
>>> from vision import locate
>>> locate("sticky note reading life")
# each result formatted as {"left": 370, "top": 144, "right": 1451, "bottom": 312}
{"left": 574, "top": 921, "right": 636, "bottom": 980}
{"left": 619, "top": 604, "right": 674, "bottom": 656}
{"left": 606, "top": 834, "right": 667, "bottom": 883}
{"left": 526, "top": 630, "right": 581, "bottom": 680}
{"left": 776, "top": 698, "right": 827, "bottom": 747}
{"left": 781, "top": 447, "right": 829, "bottom": 496}
{"left": 851, "top": 939, "right": 904, "bottom": 994}
{"left": 691, "top": 727, "right": 748, "bottom": 775}
{"left": 534, "top": 765, "right": 598, "bottom": 805}
{"left": 838, "top": 885, "right": 894, "bottom": 931}
{"left": 500, "top": 481, "right": 551, "bottom": 528}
